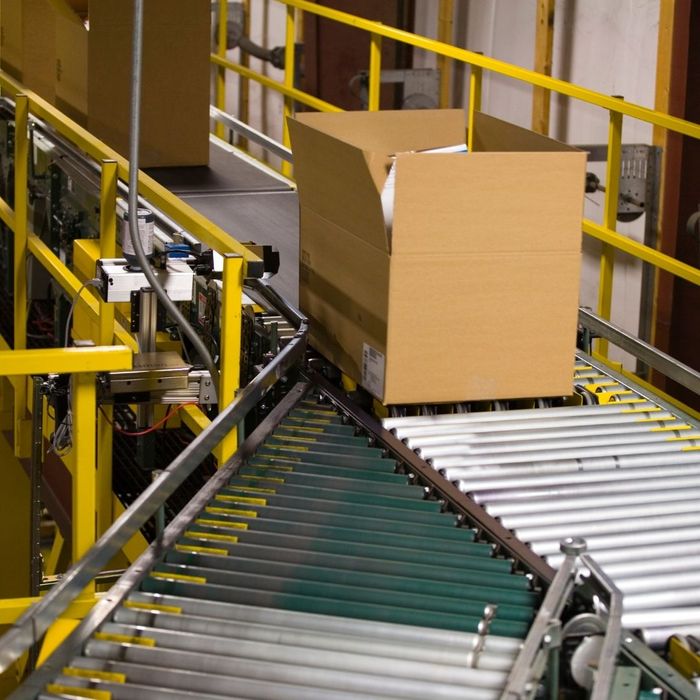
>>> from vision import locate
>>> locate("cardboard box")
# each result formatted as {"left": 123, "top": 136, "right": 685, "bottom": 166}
{"left": 88, "top": 0, "right": 210, "bottom": 167}
{"left": 0, "top": 0, "right": 56, "bottom": 102}
{"left": 52, "top": 0, "right": 88, "bottom": 125}
{"left": 289, "top": 110, "right": 587, "bottom": 404}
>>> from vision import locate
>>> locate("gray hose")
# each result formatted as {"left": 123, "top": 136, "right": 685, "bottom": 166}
{"left": 128, "top": 0, "right": 220, "bottom": 390}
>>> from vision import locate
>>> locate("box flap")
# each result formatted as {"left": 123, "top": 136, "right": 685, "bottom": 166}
{"left": 289, "top": 110, "right": 467, "bottom": 252}
{"left": 392, "top": 150, "right": 586, "bottom": 254}
{"left": 289, "top": 117, "right": 389, "bottom": 251}
{"left": 471, "top": 111, "right": 578, "bottom": 152}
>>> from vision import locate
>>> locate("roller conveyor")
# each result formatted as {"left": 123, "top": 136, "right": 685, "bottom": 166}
{"left": 34, "top": 388, "right": 535, "bottom": 700}
{"left": 384, "top": 356, "right": 700, "bottom": 649}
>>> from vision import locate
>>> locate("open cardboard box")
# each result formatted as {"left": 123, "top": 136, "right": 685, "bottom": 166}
{"left": 289, "top": 109, "right": 587, "bottom": 404}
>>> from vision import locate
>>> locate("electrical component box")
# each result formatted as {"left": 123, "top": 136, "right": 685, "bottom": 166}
{"left": 97, "top": 258, "right": 194, "bottom": 303}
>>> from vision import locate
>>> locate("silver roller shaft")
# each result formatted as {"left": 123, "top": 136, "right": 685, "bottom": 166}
{"left": 395, "top": 412, "right": 678, "bottom": 440}
{"left": 473, "top": 472, "right": 700, "bottom": 506}
{"left": 456, "top": 462, "right": 698, "bottom": 493}
{"left": 530, "top": 524, "right": 700, "bottom": 558}
{"left": 602, "top": 555, "right": 700, "bottom": 580}
{"left": 615, "top": 571, "right": 700, "bottom": 595}
{"left": 623, "top": 588, "right": 700, "bottom": 612}
{"left": 403, "top": 419, "right": 688, "bottom": 449}
{"left": 125, "top": 592, "right": 522, "bottom": 656}
{"left": 515, "top": 511, "right": 700, "bottom": 544}
{"left": 546, "top": 540, "right": 700, "bottom": 569}
{"left": 432, "top": 438, "right": 700, "bottom": 470}
{"left": 383, "top": 402, "right": 660, "bottom": 430}
{"left": 497, "top": 499, "right": 700, "bottom": 530}
{"left": 637, "top": 625, "right": 700, "bottom": 649}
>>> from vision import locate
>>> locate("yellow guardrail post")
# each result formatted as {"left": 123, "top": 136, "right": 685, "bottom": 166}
{"left": 71, "top": 371, "right": 96, "bottom": 595}
{"left": 368, "top": 31, "right": 383, "bottom": 112}
{"left": 467, "top": 55, "right": 483, "bottom": 153}
{"left": 13, "top": 94, "right": 29, "bottom": 457}
{"left": 437, "top": 0, "right": 454, "bottom": 108}
{"left": 282, "top": 5, "right": 297, "bottom": 178}
{"left": 597, "top": 98, "right": 623, "bottom": 357}
{"left": 216, "top": 254, "right": 244, "bottom": 464}
{"left": 97, "top": 160, "right": 118, "bottom": 537}
{"left": 216, "top": 0, "right": 229, "bottom": 141}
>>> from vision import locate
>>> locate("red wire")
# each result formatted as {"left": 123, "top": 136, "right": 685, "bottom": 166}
{"left": 100, "top": 402, "right": 198, "bottom": 437}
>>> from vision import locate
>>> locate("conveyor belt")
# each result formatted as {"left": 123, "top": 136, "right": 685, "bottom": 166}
{"left": 37, "top": 388, "right": 535, "bottom": 700}
{"left": 384, "top": 356, "right": 700, "bottom": 650}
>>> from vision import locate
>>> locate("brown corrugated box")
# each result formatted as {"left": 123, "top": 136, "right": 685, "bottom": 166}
{"left": 289, "top": 109, "right": 587, "bottom": 404}
{"left": 88, "top": 0, "right": 210, "bottom": 167}
{"left": 0, "top": 0, "right": 56, "bottom": 102}
{"left": 52, "top": 0, "right": 88, "bottom": 125}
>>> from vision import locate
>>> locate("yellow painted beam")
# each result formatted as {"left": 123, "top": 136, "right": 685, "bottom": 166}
{"left": 217, "top": 256, "right": 243, "bottom": 463}
{"left": 111, "top": 497, "right": 148, "bottom": 563}
{"left": 368, "top": 31, "right": 383, "bottom": 112}
{"left": 0, "top": 347, "right": 131, "bottom": 376}
{"left": 531, "top": 0, "right": 555, "bottom": 134}
{"left": 215, "top": 0, "right": 228, "bottom": 140}
{"left": 437, "top": 0, "right": 454, "bottom": 108}
{"left": 0, "top": 432, "right": 30, "bottom": 598}
{"left": 0, "top": 596, "right": 96, "bottom": 625}
{"left": 71, "top": 373, "right": 96, "bottom": 579}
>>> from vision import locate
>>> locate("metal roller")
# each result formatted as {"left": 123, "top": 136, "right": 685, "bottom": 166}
{"left": 474, "top": 474, "right": 700, "bottom": 507}
{"left": 546, "top": 540, "right": 700, "bottom": 569}
{"left": 600, "top": 555, "right": 700, "bottom": 580}
{"left": 33, "top": 391, "right": 531, "bottom": 700}
{"left": 498, "top": 499, "right": 700, "bottom": 530}
{"left": 615, "top": 571, "right": 700, "bottom": 595}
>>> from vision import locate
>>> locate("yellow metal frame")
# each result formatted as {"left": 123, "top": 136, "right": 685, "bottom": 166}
{"left": 0, "top": 70, "right": 261, "bottom": 615}
{"left": 212, "top": 0, "right": 700, "bottom": 377}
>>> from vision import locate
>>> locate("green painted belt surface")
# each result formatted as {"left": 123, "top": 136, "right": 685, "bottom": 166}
{"left": 205, "top": 502, "right": 466, "bottom": 539}
{"left": 235, "top": 469, "right": 423, "bottom": 499}
{"left": 177, "top": 535, "right": 508, "bottom": 576}
{"left": 244, "top": 461, "right": 408, "bottom": 483}
{"left": 188, "top": 516, "right": 478, "bottom": 555}
{"left": 210, "top": 492, "right": 454, "bottom": 526}
{"left": 280, "top": 419, "right": 356, "bottom": 435}
{"left": 165, "top": 548, "right": 535, "bottom": 602}
{"left": 224, "top": 482, "right": 433, "bottom": 510}
{"left": 273, "top": 428, "right": 368, "bottom": 446}
{"left": 289, "top": 408, "right": 345, "bottom": 423}
{"left": 250, "top": 454, "right": 395, "bottom": 475}
{"left": 141, "top": 577, "right": 531, "bottom": 638}
{"left": 267, "top": 435, "right": 383, "bottom": 458}
{"left": 178, "top": 528, "right": 494, "bottom": 565}
{"left": 154, "top": 561, "right": 534, "bottom": 622}
{"left": 256, "top": 447, "right": 393, "bottom": 470}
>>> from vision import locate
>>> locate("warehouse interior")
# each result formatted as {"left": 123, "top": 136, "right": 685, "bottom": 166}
{"left": 0, "top": 0, "right": 699, "bottom": 697}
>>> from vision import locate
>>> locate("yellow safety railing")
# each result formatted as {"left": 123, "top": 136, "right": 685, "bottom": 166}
{"left": 213, "top": 0, "right": 700, "bottom": 370}
{"left": 0, "top": 74, "right": 259, "bottom": 597}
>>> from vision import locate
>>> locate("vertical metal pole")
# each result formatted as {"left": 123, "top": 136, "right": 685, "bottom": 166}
{"left": 281, "top": 5, "right": 296, "bottom": 178}
{"left": 136, "top": 289, "right": 157, "bottom": 470}
{"left": 238, "top": 0, "right": 251, "bottom": 150}
{"left": 27, "top": 376, "right": 44, "bottom": 673}
{"left": 29, "top": 377, "right": 44, "bottom": 597}
{"left": 217, "top": 254, "right": 243, "bottom": 464}
{"left": 368, "top": 31, "right": 383, "bottom": 112}
{"left": 531, "top": 0, "right": 555, "bottom": 135}
{"left": 467, "top": 56, "right": 483, "bottom": 152}
{"left": 597, "top": 101, "right": 623, "bottom": 358}
{"left": 216, "top": 0, "right": 229, "bottom": 140}
{"left": 97, "top": 160, "right": 117, "bottom": 538}
{"left": 13, "top": 94, "right": 29, "bottom": 458}
{"left": 71, "top": 372, "right": 96, "bottom": 597}
{"left": 437, "top": 0, "right": 454, "bottom": 108}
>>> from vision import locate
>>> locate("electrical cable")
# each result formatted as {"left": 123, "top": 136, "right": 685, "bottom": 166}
{"left": 99, "top": 403, "right": 197, "bottom": 437}
{"left": 127, "top": 0, "right": 220, "bottom": 391}
{"left": 63, "top": 278, "right": 103, "bottom": 348}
